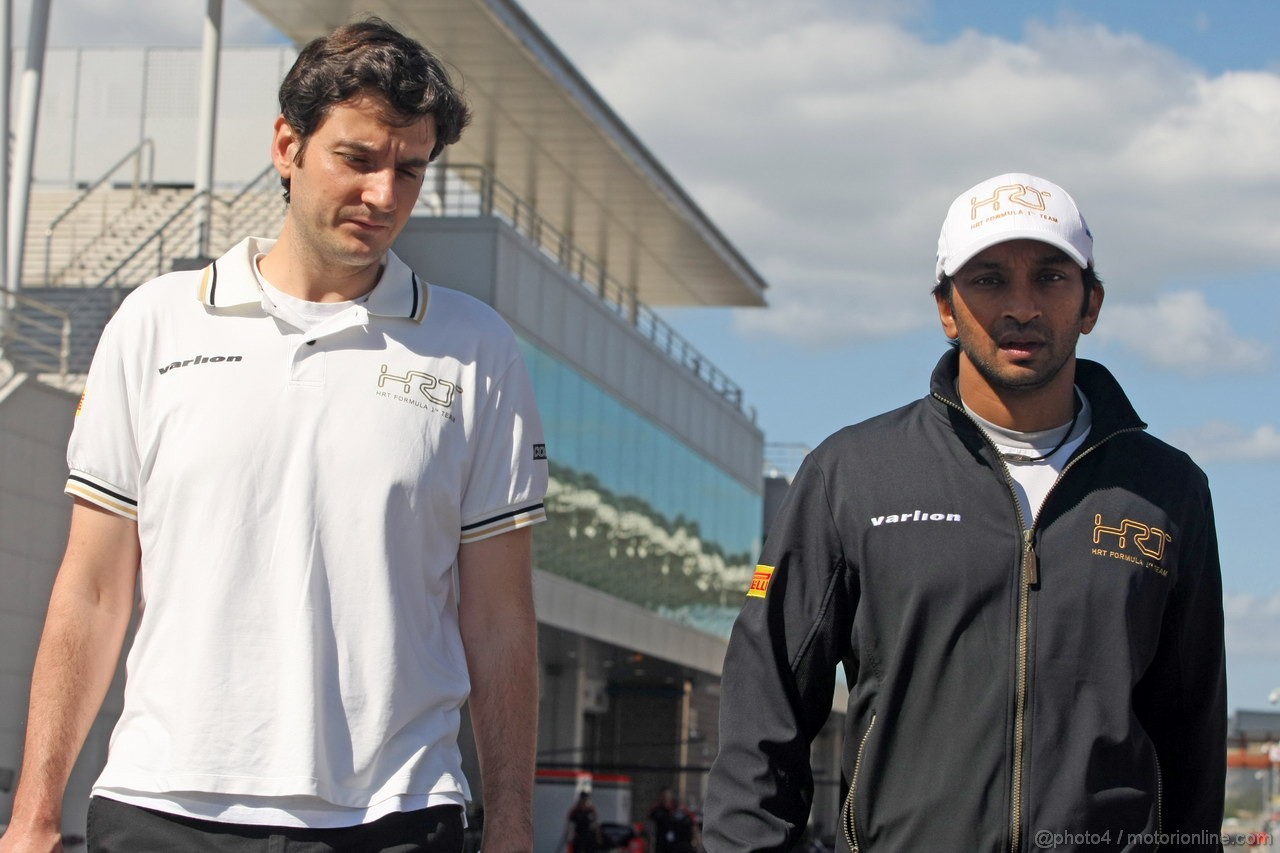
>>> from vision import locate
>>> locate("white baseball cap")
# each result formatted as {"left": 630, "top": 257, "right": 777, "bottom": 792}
{"left": 935, "top": 172, "right": 1092, "bottom": 282}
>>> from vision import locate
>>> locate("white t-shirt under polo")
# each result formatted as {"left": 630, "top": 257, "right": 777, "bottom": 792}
{"left": 66, "top": 236, "right": 547, "bottom": 826}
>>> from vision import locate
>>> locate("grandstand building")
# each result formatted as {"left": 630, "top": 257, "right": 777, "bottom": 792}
{"left": 0, "top": 0, "right": 846, "bottom": 843}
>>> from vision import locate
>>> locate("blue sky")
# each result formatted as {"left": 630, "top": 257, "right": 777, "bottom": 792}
{"left": 28, "top": 0, "right": 1280, "bottom": 710}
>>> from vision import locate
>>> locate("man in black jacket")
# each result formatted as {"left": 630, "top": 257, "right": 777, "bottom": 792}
{"left": 703, "top": 173, "right": 1226, "bottom": 852}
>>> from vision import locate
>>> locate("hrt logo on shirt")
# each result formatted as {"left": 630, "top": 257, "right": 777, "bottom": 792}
{"left": 376, "top": 364, "right": 462, "bottom": 407}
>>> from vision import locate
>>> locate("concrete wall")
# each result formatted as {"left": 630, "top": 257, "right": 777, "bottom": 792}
{"left": 17, "top": 46, "right": 295, "bottom": 189}
{"left": 0, "top": 370, "right": 125, "bottom": 842}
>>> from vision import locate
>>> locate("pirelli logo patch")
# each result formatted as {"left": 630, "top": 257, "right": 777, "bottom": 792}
{"left": 747, "top": 564, "right": 774, "bottom": 599}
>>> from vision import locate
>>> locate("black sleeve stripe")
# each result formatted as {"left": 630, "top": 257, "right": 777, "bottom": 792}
{"left": 67, "top": 474, "right": 138, "bottom": 507}
{"left": 461, "top": 502, "right": 545, "bottom": 531}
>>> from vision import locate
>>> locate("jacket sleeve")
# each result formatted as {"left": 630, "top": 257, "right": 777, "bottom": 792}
{"left": 1133, "top": 471, "right": 1226, "bottom": 847}
{"left": 703, "top": 453, "right": 854, "bottom": 852}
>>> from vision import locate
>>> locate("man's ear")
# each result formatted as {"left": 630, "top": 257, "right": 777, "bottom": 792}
{"left": 271, "top": 115, "right": 300, "bottom": 179}
{"left": 1080, "top": 282, "right": 1105, "bottom": 335}
{"left": 936, "top": 291, "right": 959, "bottom": 340}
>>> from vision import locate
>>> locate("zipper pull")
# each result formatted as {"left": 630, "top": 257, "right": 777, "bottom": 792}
{"left": 1022, "top": 529, "right": 1038, "bottom": 587}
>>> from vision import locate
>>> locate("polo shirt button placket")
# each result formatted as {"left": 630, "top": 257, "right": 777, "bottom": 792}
{"left": 286, "top": 308, "right": 368, "bottom": 385}
{"left": 289, "top": 334, "right": 326, "bottom": 386}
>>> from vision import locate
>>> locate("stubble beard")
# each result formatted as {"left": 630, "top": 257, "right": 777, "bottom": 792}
{"left": 958, "top": 324, "right": 1079, "bottom": 396}
{"left": 299, "top": 208, "right": 391, "bottom": 272}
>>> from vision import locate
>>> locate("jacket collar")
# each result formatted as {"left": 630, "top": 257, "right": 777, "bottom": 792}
{"left": 928, "top": 347, "right": 1147, "bottom": 438}
{"left": 197, "top": 236, "right": 429, "bottom": 323}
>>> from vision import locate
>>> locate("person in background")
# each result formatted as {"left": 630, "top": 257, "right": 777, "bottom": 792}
{"left": 566, "top": 790, "right": 601, "bottom": 853}
{"left": 650, "top": 787, "right": 700, "bottom": 853}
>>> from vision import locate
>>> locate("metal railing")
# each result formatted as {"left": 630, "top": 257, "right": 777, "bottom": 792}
{"left": 95, "top": 164, "right": 281, "bottom": 290}
{"left": 42, "top": 139, "right": 156, "bottom": 286}
{"left": 764, "top": 442, "right": 812, "bottom": 480}
{"left": 0, "top": 167, "right": 279, "bottom": 377}
{"left": 95, "top": 191, "right": 207, "bottom": 289}
{"left": 424, "top": 164, "right": 746, "bottom": 411}
{"left": 15, "top": 160, "right": 745, "bottom": 409}
{"left": 194, "top": 163, "right": 284, "bottom": 254}
{"left": 0, "top": 288, "right": 70, "bottom": 377}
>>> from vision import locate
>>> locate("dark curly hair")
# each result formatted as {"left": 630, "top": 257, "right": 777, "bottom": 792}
{"left": 277, "top": 16, "right": 472, "bottom": 201}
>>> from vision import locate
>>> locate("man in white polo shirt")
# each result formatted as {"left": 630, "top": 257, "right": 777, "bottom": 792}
{"left": 3, "top": 18, "right": 546, "bottom": 853}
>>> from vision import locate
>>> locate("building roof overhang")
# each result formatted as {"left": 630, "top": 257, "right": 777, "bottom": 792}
{"left": 244, "top": 0, "right": 768, "bottom": 307}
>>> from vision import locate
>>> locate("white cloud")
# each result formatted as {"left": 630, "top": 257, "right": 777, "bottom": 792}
{"left": 519, "top": 1, "right": 1280, "bottom": 350}
{"left": 1093, "top": 290, "right": 1269, "bottom": 375}
{"left": 1167, "top": 422, "right": 1280, "bottom": 463}
{"left": 20, "top": 0, "right": 1280, "bottom": 359}
{"left": 1224, "top": 593, "right": 1280, "bottom": 660}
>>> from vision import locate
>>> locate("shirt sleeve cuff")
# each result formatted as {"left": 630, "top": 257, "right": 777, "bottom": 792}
{"left": 459, "top": 501, "right": 546, "bottom": 545}
{"left": 65, "top": 471, "right": 138, "bottom": 520}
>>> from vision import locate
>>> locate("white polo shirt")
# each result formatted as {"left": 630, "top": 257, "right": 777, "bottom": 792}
{"left": 66, "top": 236, "right": 547, "bottom": 824}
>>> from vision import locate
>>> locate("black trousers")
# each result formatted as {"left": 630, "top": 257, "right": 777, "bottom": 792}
{"left": 86, "top": 796, "right": 465, "bottom": 853}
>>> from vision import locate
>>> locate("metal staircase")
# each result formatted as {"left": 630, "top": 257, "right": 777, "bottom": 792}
{"left": 0, "top": 290, "right": 72, "bottom": 376}
{"left": 4, "top": 158, "right": 744, "bottom": 415}
{"left": 3, "top": 149, "right": 286, "bottom": 377}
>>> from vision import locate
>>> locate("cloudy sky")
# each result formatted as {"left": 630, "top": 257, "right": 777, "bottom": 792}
{"left": 515, "top": 0, "right": 1280, "bottom": 713}
{"left": 19, "top": 0, "right": 1279, "bottom": 709}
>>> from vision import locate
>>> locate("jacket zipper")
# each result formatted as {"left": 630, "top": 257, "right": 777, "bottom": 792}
{"left": 1152, "top": 750, "right": 1163, "bottom": 851}
{"left": 1011, "top": 527, "right": 1033, "bottom": 852}
{"left": 1012, "top": 425, "right": 1144, "bottom": 852}
{"left": 840, "top": 713, "right": 876, "bottom": 852}
{"left": 932, "top": 392, "right": 1141, "bottom": 853}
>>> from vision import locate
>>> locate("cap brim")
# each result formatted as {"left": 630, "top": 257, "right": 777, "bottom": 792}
{"left": 938, "top": 230, "right": 1090, "bottom": 281}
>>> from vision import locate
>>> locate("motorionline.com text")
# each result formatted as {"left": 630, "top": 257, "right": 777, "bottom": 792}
{"left": 1034, "top": 829, "right": 1272, "bottom": 849}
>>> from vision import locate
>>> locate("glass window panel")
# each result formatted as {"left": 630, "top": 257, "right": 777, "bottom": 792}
{"left": 518, "top": 336, "right": 762, "bottom": 638}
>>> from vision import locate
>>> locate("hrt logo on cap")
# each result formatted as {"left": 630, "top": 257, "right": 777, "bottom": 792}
{"left": 935, "top": 172, "right": 1094, "bottom": 283}
{"left": 969, "top": 182, "right": 1052, "bottom": 220}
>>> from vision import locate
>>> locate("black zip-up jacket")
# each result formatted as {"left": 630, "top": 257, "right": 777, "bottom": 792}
{"left": 704, "top": 351, "right": 1226, "bottom": 853}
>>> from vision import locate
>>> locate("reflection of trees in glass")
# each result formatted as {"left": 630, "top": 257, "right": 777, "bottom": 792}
{"left": 536, "top": 462, "right": 755, "bottom": 627}
{"left": 654, "top": 603, "right": 742, "bottom": 640}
